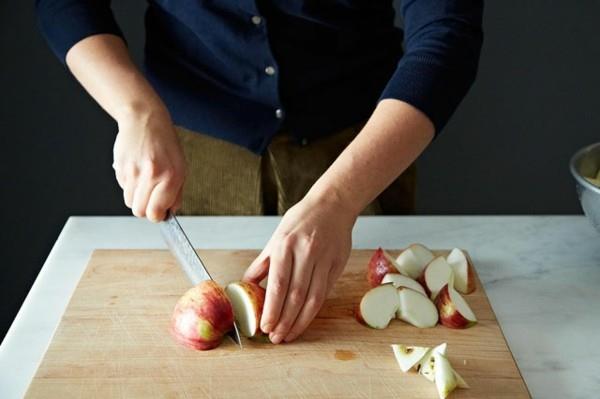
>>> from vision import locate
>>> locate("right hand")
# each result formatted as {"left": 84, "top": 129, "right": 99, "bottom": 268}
{"left": 112, "top": 109, "right": 186, "bottom": 222}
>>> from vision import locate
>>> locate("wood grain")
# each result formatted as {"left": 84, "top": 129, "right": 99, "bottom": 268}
{"left": 26, "top": 249, "right": 530, "bottom": 398}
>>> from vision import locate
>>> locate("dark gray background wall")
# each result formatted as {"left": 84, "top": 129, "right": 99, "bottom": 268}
{"left": 1, "top": 1, "right": 598, "bottom": 341}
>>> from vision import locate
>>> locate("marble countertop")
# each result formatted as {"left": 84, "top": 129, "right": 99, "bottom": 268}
{"left": 1, "top": 216, "right": 598, "bottom": 398}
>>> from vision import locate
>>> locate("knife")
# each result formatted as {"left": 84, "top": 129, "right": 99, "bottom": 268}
{"left": 160, "top": 211, "right": 242, "bottom": 348}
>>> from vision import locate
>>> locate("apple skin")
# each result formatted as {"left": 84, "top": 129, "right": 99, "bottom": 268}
{"left": 170, "top": 280, "right": 234, "bottom": 350}
{"left": 434, "top": 284, "right": 477, "bottom": 329}
{"left": 367, "top": 247, "right": 399, "bottom": 287}
{"left": 354, "top": 303, "right": 366, "bottom": 326}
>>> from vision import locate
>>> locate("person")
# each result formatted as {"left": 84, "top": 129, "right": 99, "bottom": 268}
{"left": 36, "top": 0, "right": 483, "bottom": 344}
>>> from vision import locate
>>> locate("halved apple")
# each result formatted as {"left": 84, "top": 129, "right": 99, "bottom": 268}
{"left": 417, "top": 342, "right": 447, "bottom": 382}
{"left": 391, "top": 344, "right": 430, "bottom": 372}
{"left": 367, "top": 248, "right": 401, "bottom": 287}
{"left": 419, "top": 257, "right": 454, "bottom": 300}
{"left": 397, "top": 287, "right": 439, "bottom": 328}
{"left": 170, "top": 281, "right": 234, "bottom": 350}
{"left": 434, "top": 352, "right": 458, "bottom": 399}
{"left": 356, "top": 284, "right": 399, "bottom": 329}
{"left": 435, "top": 284, "right": 477, "bottom": 329}
{"left": 225, "top": 281, "right": 266, "bottom": 338}
{"left": 446, "top": 248, "right": 476, "bottom": 294}
{"left": 395, "top": 243, "right": 435, "bottom": 279}
{"left": 381, "top": 273, "right": 427, "bottom": 296}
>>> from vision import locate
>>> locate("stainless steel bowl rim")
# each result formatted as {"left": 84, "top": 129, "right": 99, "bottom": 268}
{"left": 569, "top": 142, "right": 600, "bottom": 195}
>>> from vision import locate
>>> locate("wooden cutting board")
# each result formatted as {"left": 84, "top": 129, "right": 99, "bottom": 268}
{"left": 26, "top": 249, "right": 530, "bottom": 398}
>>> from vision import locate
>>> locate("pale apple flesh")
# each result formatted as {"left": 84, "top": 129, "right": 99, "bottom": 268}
{"left": 357, "top": 284, "right": 399, "bottom": 329}
{"left": 435, "top": 284, "right": 477, "bottom": 329}
{"left": 446, "top": 248, "right": 476, "bottom": 294}
{"left": 434, "top": 352, "right": 458, "bottom": 399}
{"left": 391, "top": 344, "right": 430, "bottom": 372}
{"left": 420, "top": 256, "right": 454, "bottom": 300}
{"left": 396, "top": 287, "right": 439, "bottom": 328}
{"left": 225, "top": 281, "right": 266, "bottom": 338}
{"left": 417, "top": 342, "right": 447, "bottom": 382}
{"left": 170, "top": 280, "right": 234, "bottom": 350}
{"left": 381, "top": 273, "right": 427, "bottom": 296}
{"left": 367, "top": 247, "right": 401, "bottom": 287}
{"left": 395, "top": 243, "right": 435, "bottom": 279}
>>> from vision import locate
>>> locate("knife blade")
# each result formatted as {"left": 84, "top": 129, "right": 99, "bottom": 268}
{"left": 160, "top": 211, "right": 242, "bottom": 348}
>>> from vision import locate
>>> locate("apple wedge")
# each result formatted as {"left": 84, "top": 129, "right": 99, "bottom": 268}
{"left": 435, "top": 284, "right": 477, "bottom": 329}
{"left": 356, "top": 284, "right": 399, "bottom": 329}
{"left": 454, "top": 369, "right": 470, "bottom": 389}
{"left": 446, "top": 248, "right": 476, "bottom": 294}
{"left": 434, "top": 352, "right": 458, "bottom": 399}
{"left": 419, "top": 257, "right": 454, "bottom": 300}
{"left": 417, "top": 342, "right": 447, "bottom": 382}
{"left": 395, "top": 244, "right": 435, "bottom": 279}
{"left": 225, "top": 281, "right": 266, "bottom": 338}
{"left": 391, "top": 344, "right": 430, "bottom": 372}
{"left": 397, "top": 287, "right": 439, "bottom": 328}
{"left": 367, "top": 248, "right": 401, "bottom": 287}
{"left": 381, "top": 273, "right": 427, "bottom": 296}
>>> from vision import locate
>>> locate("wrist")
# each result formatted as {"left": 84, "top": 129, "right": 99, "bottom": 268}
{"left": 304, "top": 183, "right": 361, "bottom": 225}
{"left": 115, "top": 100, "right": 170, "bottom": 128}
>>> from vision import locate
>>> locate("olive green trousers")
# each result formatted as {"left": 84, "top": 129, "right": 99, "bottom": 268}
{"left": 177, "top": 124, "right": 416, "bottom": 216}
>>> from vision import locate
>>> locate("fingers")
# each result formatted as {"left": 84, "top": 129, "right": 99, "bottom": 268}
{"left": 260, "top": 242, "right": 293, "bottom": 335}
{"left": 131, "top": 175, "right": 158, "bottom": 219}
{"left": 172, "top": 186, "right": 184, "bottom": 212}
{"left": 146, "top": 178, "right": 180, "bottom": 222}
{"left": 268, "top": 240, "right": 315, "bottom": 344}
{"left": 283, "top": 258, "right": 331, "bottom": 343}
{"left": 243, "top": 246, "right": 271, "bottom": 283}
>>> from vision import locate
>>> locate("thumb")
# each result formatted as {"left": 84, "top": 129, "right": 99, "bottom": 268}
{"left": 243, "top": 250, "right": 270, "bottom": 283}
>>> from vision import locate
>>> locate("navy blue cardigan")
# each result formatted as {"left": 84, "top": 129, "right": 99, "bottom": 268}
{"left": 36, "top": 0, "right": 483, "bottom": 154}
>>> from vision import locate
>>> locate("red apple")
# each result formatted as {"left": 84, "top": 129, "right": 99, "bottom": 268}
{"left": 381, "top": 273, "right": 427, "bottom": 296}
{"left": 446, "top": 248, "right": 476, "bottom": 294}
{"left": 395, "top": 243, "right": 435, "bottom": 279}
{"left": 225, "top": 281, "right": 265, "bottom": 338}
{"left": 419, "top": 257, "right": 454, "bottom": 300}
{"left": 435, "top": 284, "right": 477, "bottom": 329}
{"left": 170, "top": 280, "right": 234, "bottom": 350}
{"left": 396, "top": 287, "right": 439, "bottom": 328}
{"left": 367, "top": 248, "right": 400, "bottom": 287}
{"left": 356, "top": 284, "right": 399, "bottom": 329}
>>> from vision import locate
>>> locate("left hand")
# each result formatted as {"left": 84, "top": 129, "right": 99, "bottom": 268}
{"left": 242, "top": 193, "right": 357, "bottom": 344}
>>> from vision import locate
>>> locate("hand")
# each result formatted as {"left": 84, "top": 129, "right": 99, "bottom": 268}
{"left": 112, "top": 109, "right": 186, "bottom": 222}
{"left": 242, "top": 193, "right": 357, "bottom": 344}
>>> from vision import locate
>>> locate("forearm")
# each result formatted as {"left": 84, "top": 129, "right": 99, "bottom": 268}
{"left": 66, "top": 34, "right": 168, "bottom": 123}
{"left": 307, "top": 99, "right": 434, "bottom": 216}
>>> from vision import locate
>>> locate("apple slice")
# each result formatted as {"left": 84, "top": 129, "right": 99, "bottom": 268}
{"left": 225, "top": 281, "right": 266, "bottom": 338}
{"left": 446, "top": 248, "right": 476, "bottom": 294}
{"left": 417, "top": 342, "right": 447, "bottom": 382}
{"left": 381, "top": 273, "right": 427, "bottom": 296}
{"left": 419, "top": 257, "right": 454, "bottom": 300}
{"left": 367, "top": 248, "right": 401, "bottom": 287}
{"left": 454, "top": 369, "right": 469, "bottom": 389}
{"left": 395, "top": 244, "right": 435, "bottom": 279}
{"left": 434, "top": 352, "right": 458, "bottom": 399}
{"left": 435, "top": 284, "right": 477, "bottom": 329}
{"left": 357, "top": 284, "right": 399, "bottom": 329}
{"left": 391, "top": 344, "right": 430, "bottom": 372}
{"left": 397, "top": 287, "right": 439, "bottom": 328}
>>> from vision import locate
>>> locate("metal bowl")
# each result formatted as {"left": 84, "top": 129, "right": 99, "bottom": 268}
{"left": 570, "top": 142, "right": 600, "bottom": 233}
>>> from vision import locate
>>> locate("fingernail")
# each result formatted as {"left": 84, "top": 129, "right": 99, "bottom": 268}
{"left": 261, "top": 323, "right": 272, "bottom": 333}
{"left": 270, "top": 334, "right": 282, "bottom": 344}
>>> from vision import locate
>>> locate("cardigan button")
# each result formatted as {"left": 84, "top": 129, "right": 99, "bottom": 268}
{"left": 265, "top": 66, "right": 276, "bottom": 76}
{"left": 251, "top": 15, "right": 262, "bottom": 25}
{"left": 275, "top": 108, "right": 284, "bottom": 119}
